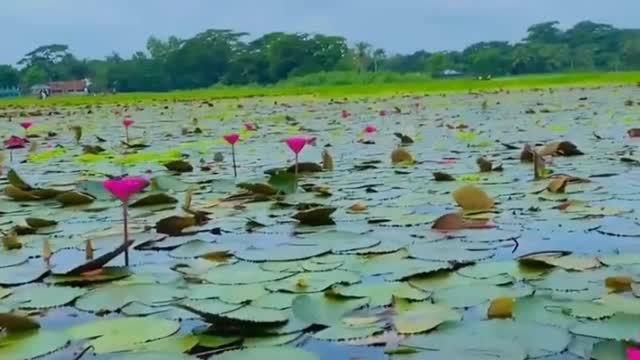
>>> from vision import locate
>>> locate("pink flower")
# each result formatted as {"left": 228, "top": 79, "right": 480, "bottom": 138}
{"left": 285, "top": 137, "right": 307, "bottom": 154}
{"left": 103, "top": 177, "right": 149, "bottom": 203}
{"left": 224, "top": 133, "right": 240, "bottom": 145}
{"left": 4, "top": 136, "right": 28, "bottom": 149}
{"left": 628, "top": 347, "right": 640, "bottom": 360}
{"left": 364, "top": 125, "right": 377, "bottom": 134}
{"left": 244, "top": 123, "right": 257, "bottom": 131}
{"left": 20, "top": 121, "right": 33, "bottom": 130}
{"left": 122, "top": 118, "right": 135, "bottom": 128}
{"left": 379, "top": 110, "right": 387, "bottom": 116}
{"left": 341, "top": 110, "right": 350, "bottom": 119}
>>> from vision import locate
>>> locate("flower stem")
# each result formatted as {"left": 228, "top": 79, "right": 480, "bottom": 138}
{"left": 125, "top": 128, "right": 129, "bottom": 144}
{"left": 123, "top": 202, "right": 129, "bottom": 266}
{"left": 295, "top": 154, "right": 299, "bottom": 176}
{"left": 231, "top": 144, "right": 237, "bottom": 177}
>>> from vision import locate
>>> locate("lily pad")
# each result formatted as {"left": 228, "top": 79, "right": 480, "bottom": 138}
{"left": 0, "top": 330, "right": 69, "bottom": 360}
{"left": 215, "top": 347, "right": 319, "bottom": 360}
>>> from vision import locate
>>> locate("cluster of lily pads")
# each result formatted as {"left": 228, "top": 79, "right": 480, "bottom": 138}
{"left": 0, "top": 86, "right": 639, "bottom": 359}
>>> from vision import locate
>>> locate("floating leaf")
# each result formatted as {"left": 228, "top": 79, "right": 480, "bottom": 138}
{"left": 292, "top": 293, "right": 369, "bottom": 326}
{"left": 56, "top": 191, "right": 95, "bottom": 206}
{"left": 292, "top": 207, "right": 336, "bottom": 226}
{"left": 333, "top": 282, "right": 429, "bottom": 307}
{"left": 393, "top": 300, "right": 462, "bottom": 334}
{"left": 0, "top": 330, "right": 69, "bottom": 360}
{"left": 74, "top": 283, "right": 182, "bottom": 312}
{"left": 214, "top": 347, "right": 319, "bottom": 360}
{"left": 156, "top": 215, "right": 197, "bottom": 236}
{"left": 433, "top": 172, "right": 455, "bottom": 181}
{"left": 25, "top": 217, "right": 57, "bottom": 228}
{"left": 4, "top": 185, "right": 40, "bottom": 201}
{"left": 164, "top": 160, "right": 193, "bottom": 173}
{"left": 268, "top": 172, "right": 298, "bottom": 194}
{"left": 547, "top": 177, "right": 569, "bottom": 193}
{"left": 7, "top": 169, "right": 32, "bottom": 191}
{"left": 130, "top": 193, "right": 178, "bottom": 208}
{"left": 570, "top": 314, "right": 640, "bottom": 341}
{"left": 3, "top": 284, "right": 87, "bottom": 309}
{"left": 67, "top": 317, "right": 181, "bottom": 354}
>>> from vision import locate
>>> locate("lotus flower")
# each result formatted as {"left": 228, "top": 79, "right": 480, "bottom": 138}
{"left": 223, "top": 133, "right": 240, "bottom": 177}
{"left": 223, "top": 133, "right": 240, "bottom": 145}
{"left": 4, "top": 136, "right": 28, "bottom": 163}
{"left": 364, "top": 125, "right": 377, "bottom": 134}
{"left": 244, "top": 123, "right": 257, "bottom": 131}
{"left": 306, "top": 137, "right": 317, "bottom": 146}
{"left": 628, "top": 347, "right": 640, "bottom": 360}
{"left": 286, "top": 137, "right": 307, "bottom": 175}
{"left": 20, "top": 120, "right": 33, "bottom": 133}
{"left": 122, "top": 118, "right": 134, "bottom": 143}
{"left": 103, "top": 176, "right": 149, "bottom": 266}
{"left": 341, "top": 110, "right": 350, "bottom": 119}
{"left": 379, "top": 110, "right": 387, "bottom": 116}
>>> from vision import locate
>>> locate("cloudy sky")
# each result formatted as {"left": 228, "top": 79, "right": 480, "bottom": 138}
{"left": 1, "top": 0, "right": 638, "bottom": 64}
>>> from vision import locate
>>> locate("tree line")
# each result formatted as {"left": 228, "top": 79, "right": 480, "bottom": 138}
{"left": 0, "top": 20, "right": 639, "bottom": 92}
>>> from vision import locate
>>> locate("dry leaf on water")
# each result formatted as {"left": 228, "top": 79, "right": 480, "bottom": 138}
{"left": 322, "top": 149, "right": 334, "bottom": 171}
{"left": 164, "top": 160, "right": 194, "bottom": 173}
{"left": 2, "top": 230, "right": 22, "bottom": 250}
{"left": 487, "top": 297, "right": 514, "bottom": 319}
{"left": 71, "top": 125, "right": 82, "bottom": 143}
{"left": 520, "top": 144, "right": 534, "bottom": 162}
{"left": 394, "top": 133, "right": 414, "bottom": 145}
{"left": 605, "top": 276, "right": 632, "bottom": 293}
{"left": 452, "top": 185, "right": 494, "bottom": 212}
{"left": 547, "top": 177, "right": 569, "bottom": 193}
{"left": 391, "top": 148, "right": 414, "bottom": 165}
{"left": 293, "top": 207, "right": 337, "bottom": 226}
{"left": 25, "top": 218, "right": 58, "bottom": 229}
{"left": 432, "top": 213, "right": 495, "bottom": 231}
{"left": 0, "top": 312, "right": 40, "bottom": 332}
{"left": 477, "top": 157, "right": 493, "bottom": 172}
{"left": 155, "top": 215, "right": 197, "bottom": 236}
{"left": 348, "top": 202, "right": 368, "bottom": 212}
{"left": 538, "top": 141, "right": 583, "bottom": 157}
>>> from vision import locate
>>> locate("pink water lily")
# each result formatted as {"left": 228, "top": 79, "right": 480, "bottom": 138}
{"left": 102, "top": 176, "right": 149, "bottom": 266}
{"left": 223, "top": 133, "right": 240, "bottom": 145}
{"left": 122, "top": 118, "right": 134, "bottom": 143}
{"left": 244, "top": 123, "right": 257, "bottom": 131}
{"left": 286, "top": 137, "right": 307, "bottom": 155}
{"left": 4, "top": 136, "right": 28, "bottom": 149}
{"left": 364, "top": 125, "right": 377, "bottom": 134}
{"left": 103, "top": 176, "right": 149, "bottom": 203}
{"left": 628, "top": 347, "right": 640, "bottom": 360}
{"left": 122, "top": 118, "right": 135, "bottom": 128}
{"left": 20, "top": 121, "right": 33, "bottom": 130}
{"left": 224, "top": 133, "right": 240, "bottom": 177}
{"left": 341, "top": 110, "right": 350, "bottom": 119}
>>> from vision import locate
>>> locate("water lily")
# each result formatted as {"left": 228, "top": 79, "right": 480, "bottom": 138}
{"left": 285, "top": 137, "right": 307, "bottom": 175}
{"left": 223, "top": 133, "right": 240, "bottom": 177}
{"left": 102, "top": 176, "right": 150, "bottom": 266}
{"left": 4, "top": 136, "right": 28, "bottom": 162}
{"left": 341, "top": 110, "right": 350, "bottom": 119}
{"left": 122, "top": 118, "right": 135, "bottom": 143}
{"left": 379, "top": 110, "right": 387, "bottom": 116}
{"left": 628, "top": 347, "right": 640, "bottom": 360}
{"left": 244, "top": 122, "right": 257, "bottom": 131}
{"left": 364, "top": 125, "right": 377, "bottom": 135}
{"left": 20, "top": 120, "right": 33, "bottom": 136}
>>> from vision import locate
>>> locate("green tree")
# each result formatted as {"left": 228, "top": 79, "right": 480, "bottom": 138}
{"left": 354, "top": 42, "right": 372, "bottom": 73}
{"left": 0, "top": 65, "right": 20, "bottom": 87}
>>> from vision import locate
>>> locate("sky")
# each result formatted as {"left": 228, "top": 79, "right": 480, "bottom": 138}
{"left": 1, "top": 0, "right": 639, "bottom": 65}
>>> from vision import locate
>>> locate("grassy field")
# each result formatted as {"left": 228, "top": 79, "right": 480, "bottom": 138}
{"left": 1, "top": 71, "right": 639, "bottom": 108}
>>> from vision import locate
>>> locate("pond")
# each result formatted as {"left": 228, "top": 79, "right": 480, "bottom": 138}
{"left": 0, "top": 85, "right": 639, "bottom": 360}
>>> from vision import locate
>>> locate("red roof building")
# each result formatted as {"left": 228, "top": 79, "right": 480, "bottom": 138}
{"left": 48, "top": 79, "right": 90, "bottom": 94}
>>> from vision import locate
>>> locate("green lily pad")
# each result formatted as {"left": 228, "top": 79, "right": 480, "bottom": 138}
{"left": 177, "top": 299, "right": 242, "bottom": 321}
{"left": 188, "top": 284, "right": 269, "bottom": 304}
{"left": 197, "top": 334, "right": 242, "bottom": 349}
{"left": 266, "top": 270, "right": 360, "bottom": 293}
{"left": 433, "top": 283, "right": 533, "bottom": 308}
{"left": 215, "top": 347, "right": 318, "bottom": 360}
{"left": 67, "top": 317, "right": 181, "bottom": 353}
{"left": 400, "top": 334, "right": 527, "bottom": 360}
{"left": 75, "top": 284, "right": 184, "bottom": 312}
{"left": 570, "top": 313, "right": 640, "bottom": 341}
{"left": 2, "top": 284, "right": 87, "bottom": 309}
{"left": 333, "top": 282, "right": 430, "bottom": 307}
{"left": 0, "top": 330, "right": 69, "bottom": 360}
{"left": 408, "top": 243, "right": 495, "bottom": 263}
{"left": 313, "top": 325, "right": 384, "bottom": 341}
{"left": 130, "top": 193, "right": 178, "bottom": 208}
{"left": 243, "top": 333, "right": 303, "bottom": 347}
{"left": 0, "top": 261, "right": 48, "bottom": 286}
{"left": 0, "top": 252, "right": 28, "bottom": 268}
{"left": 110, "top": 353, "right": 199, "bottom": 360}
{"left": 235, "top": 244, "right": 330, "bottom": 262}
{"left": 252, "top": 292, "right": 299, "bottom": 310}
{"left": 204, "top": 262, "right": 294, "bottom": 285}
{"left": 591, "top": 340, "right": 630, "bottom": 360}
{"left": 297, "top": 231, "right": 381, "bottom": 253}
{"left": 292, "top": 294, "right": 369, "bottom": 326}
{"left": 393, "top": 300, "right": 462, "bottom": 334}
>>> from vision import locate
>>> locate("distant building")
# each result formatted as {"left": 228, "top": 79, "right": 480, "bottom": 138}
{"left": 48, "top": 79, "right": 91, "bottom": 95}
{"left": 0, "top": 87, "right": 21, "bottom": 98}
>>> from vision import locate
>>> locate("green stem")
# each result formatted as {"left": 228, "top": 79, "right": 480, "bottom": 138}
{"left": 231, "top": 144, "right": 237, "bottom": 177}
{"left": 123, "top": 202, "right": 129, "bottom": 266}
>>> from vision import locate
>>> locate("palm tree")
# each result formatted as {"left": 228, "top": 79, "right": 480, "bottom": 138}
{"left": 354, "top": 42, "right": 372, "bottom": 73}
{"left": 372, "top": 48, "right": 386, "bottom": 72}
